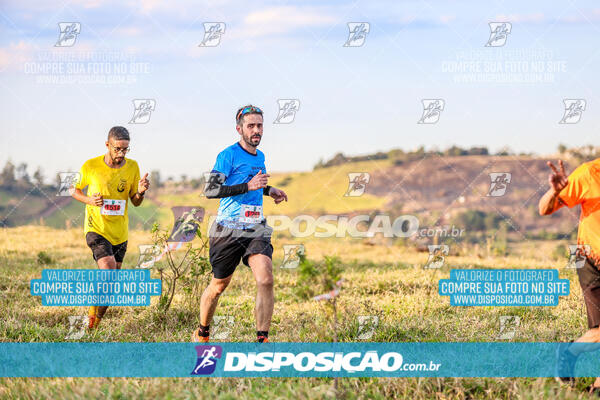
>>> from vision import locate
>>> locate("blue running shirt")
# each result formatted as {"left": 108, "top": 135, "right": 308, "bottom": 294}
{"left": 211, "top": 142, "right": 267, "bottom": 229}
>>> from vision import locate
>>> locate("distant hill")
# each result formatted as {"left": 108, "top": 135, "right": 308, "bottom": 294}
{"left": 1, "top": 146, "right": 597, "bottom": 240}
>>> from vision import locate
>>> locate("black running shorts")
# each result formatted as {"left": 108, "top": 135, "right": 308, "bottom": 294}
{"left": 209, "top": 222, "right": 273, "bottom": 279}
{"left": 577, "top": 257, "right": 600, "bottom": 329}
{"left": 85, "top": 232, "right": 128, "bottom": 263}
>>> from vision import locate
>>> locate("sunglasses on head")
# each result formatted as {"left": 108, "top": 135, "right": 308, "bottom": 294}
{"left": 237, "top": 106, "right": 263, "bottom": 121}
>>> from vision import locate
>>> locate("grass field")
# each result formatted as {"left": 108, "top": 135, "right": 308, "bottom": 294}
{"left": 0, "top": 225, "right": 597, "bottom": 399}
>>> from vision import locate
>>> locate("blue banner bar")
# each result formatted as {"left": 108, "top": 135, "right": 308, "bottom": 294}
{"left": 1, "top": 343, "right": 599, "bottom": 377}
{"left": 29, "top": 269, "right": 161, "bottom": 306}
{"left": 439, "top": 269, "right": 570, "bottom": 306}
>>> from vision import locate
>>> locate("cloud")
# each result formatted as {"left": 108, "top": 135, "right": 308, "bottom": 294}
{"left": 0, "top": 40, "right": 98, "bottom": 72}
{"left": 232, "top": 6, "right": 337, "bottom": 38}
{"left": 559, "top": 8, "right": 600, "bottom": 23}
{"left": 112, "top": 26, "right": 143, "bottom": 36}
{"left": 493, "top": 13, "right": 545, "bottom": 24}
{"left": 493, "top": 9, "right": 600, "bottom": 25}
{"left": 0, "top": 41, "right": 35, "bottom": 71}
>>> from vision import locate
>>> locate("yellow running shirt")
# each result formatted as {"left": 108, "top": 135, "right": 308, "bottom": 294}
{"left": 75, "top": 155, "right": 140, "bottom": 245}
{"left": 559, "top": 158, "right": 600, "bottom": 266}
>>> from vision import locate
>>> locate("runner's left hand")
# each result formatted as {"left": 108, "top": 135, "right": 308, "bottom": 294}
{"left": 138, "top": 172, "right": 150, "bottom": 194}
{"left": 269, "top": 187, "right": 288, "bottom": 204}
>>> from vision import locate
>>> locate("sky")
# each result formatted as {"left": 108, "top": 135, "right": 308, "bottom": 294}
{"left": 1, "top": 0, "right": 599, "bottom": 180}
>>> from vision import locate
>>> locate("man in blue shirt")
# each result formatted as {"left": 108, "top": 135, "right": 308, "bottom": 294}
{"left": 193, "top": 105, "right": 288, "bottom": 343}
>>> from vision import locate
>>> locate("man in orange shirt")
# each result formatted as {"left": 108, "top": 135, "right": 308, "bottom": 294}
{"left": 539, "top": 158, "right": 600, "bottom": 391}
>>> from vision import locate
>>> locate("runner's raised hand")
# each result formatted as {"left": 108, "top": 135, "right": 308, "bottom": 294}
{"left": 547, "top": 160, "right": 569, "bottom": 193}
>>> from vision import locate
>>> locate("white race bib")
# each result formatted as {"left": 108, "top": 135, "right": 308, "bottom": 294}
{"left": 239, "top": 204, "right": 263, "bottom": 224}
{"left": 101, "top": 199, "right": 126, "bottom": 216}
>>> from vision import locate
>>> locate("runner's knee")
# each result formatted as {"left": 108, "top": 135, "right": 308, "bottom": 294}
{"left": 97, "top": 256, "right": 117, "bottom": 269}
{"left": 256, "top": 274, "right": 273, "bottom": 289}
{"left": 211, "top": 279, "right": 230, "bottom": 296}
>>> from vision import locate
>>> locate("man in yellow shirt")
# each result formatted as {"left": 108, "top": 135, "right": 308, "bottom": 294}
{"left": 539, "top": 158, "right": 600, "bottom": 391}
{"left": 72, "top": 126, "right": 150, "bottom": 329}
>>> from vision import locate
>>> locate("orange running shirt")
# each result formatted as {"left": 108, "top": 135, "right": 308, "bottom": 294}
{"left": 559, "top": 158, "right": 600, "bottom": 266}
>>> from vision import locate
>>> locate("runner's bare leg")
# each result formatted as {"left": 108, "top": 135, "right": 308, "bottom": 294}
{"left": 96, "top": 256, "right": 120, "bottom": 319}
{"left": 200, "top": 275, "right": 233, "bottom": 326}
{"left": 248, "top": 254, "right": 274, "bottom": 332}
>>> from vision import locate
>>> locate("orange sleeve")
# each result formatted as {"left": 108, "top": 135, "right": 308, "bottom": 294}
{"left": 558, "top": 163, "right": 590, "bottom": 208}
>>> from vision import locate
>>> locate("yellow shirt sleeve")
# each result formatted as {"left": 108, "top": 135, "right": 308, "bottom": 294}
{"left": 559, "top": 163, "right": 590, "bottom": 208}
{"left": 75, "top": 161, "right": 89, "bottom": 190}
{"left": 129, "top": 161, "right": 140, "bottom": 198}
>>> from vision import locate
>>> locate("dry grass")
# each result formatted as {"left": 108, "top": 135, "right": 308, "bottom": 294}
{"left": 0, "top": 226, "right": 593, "bottom": 399}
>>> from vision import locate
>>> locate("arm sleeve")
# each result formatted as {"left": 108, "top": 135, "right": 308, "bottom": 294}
{"left": 206, "top": 182, "right": 249, "bottom": 198}
{"left": 558, "top": 164, "right": 590, "bottom": 208}
{"left": 261, "top": 155, "right": 269, "bottom": 196}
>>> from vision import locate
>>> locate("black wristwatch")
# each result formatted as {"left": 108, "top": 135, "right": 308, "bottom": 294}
{"left": 263, "top": 185, "right": 272, "bottom": 196}
{"left": 136, "top": 191, "right": 145, "bottom": 197}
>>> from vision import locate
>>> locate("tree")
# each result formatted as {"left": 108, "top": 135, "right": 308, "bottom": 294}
{"left": 54, "top": 173, "right": 62, "bottom": 189}
{"left": 468, "top": 147, "right": 489, "bottom": 156}
{"left": 0, "top": 161, "right": 16, "bottom": 188}
{"left": 33, "top": 167, "right": 44, "bottom": 186}
{"left": 150, "top": 222, "right": 211, "bottom": 313}
{"left": 446, "top": 145, "right": 465, "bottom": 156}
{"left": 557, "top": 144, "right": 567, "bottom": 154}
{"left": 150, "top": 170, "right": 161, "bottom": 189}
{"left": 16, "top": 163, "right": 30, "bottom": 185}
{"left": 313, "top": 158, "right": 325, "bottom": 170}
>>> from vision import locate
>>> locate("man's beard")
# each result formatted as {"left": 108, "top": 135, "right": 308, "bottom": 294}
{"left": 111, "top": 154, "right": 124, "bottom": 164}
{"left": 244, "top": 133, "right": 261, "bottom": 147}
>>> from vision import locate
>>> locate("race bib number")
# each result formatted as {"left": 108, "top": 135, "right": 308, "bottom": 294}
{"left": 239, "top": 204, "right": 263, "bottom": 224}
{"left": 101, "top": 199, "right": 126, "bottom": 216}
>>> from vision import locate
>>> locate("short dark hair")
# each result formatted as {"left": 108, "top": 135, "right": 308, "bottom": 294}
{"left": 235, "top": 105, "right": 263, "bottom": 126}
{"left": 107, "top": 126, "right": 130, "bottom": 141}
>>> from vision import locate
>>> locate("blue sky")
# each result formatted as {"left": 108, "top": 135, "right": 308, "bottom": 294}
{"left": 1, "top": 0, "right": 599, "bottom": 179}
